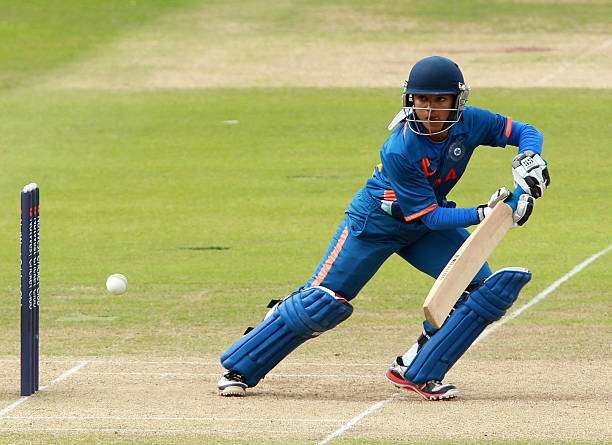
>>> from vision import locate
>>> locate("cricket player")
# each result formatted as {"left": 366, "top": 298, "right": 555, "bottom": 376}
{"left": 218, "top": 56, "right": 550, "bottom": 400}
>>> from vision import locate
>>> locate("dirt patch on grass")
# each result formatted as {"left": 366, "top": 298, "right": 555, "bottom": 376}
{"left": 40, "top": 3, "right": 612, "bottom": 90}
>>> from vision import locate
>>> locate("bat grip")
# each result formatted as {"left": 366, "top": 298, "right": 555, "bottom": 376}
{"left": 504, "top": 185, "right": 525, "bottom": 211}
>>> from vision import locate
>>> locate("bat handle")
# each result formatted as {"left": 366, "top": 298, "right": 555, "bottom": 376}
{"left": 504, "top": 185, "right": 525, "bottom": 210}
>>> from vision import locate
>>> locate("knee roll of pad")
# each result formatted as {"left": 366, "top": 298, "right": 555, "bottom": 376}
{"left": 406, "top": 268, "right": 531, "bottom": 383}
{"left": 220, "top": 287, "right": 353, "bottom": 387}
{"left": 465, "top": 267, "right": 530, "bottom": 322}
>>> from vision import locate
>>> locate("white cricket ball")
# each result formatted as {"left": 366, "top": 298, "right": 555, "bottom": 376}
{"left": 106, "top": 273, "right": 128, "bottom": 295}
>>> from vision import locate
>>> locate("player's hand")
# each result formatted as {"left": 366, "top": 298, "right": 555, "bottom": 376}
{"left": 504, "top": 186, "right": 535, "bottom": 226}
{"left": 477, "top": 187, "right": 511, "bottom": 221}
{"left": 512, "top": 150, "right": 550, "bottom": 198}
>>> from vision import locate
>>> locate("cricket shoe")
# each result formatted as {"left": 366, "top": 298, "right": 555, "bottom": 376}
{"left": 385, "top": 357, "right": 458, "bottom": 401}
{"left": 218, "top": 370, "right": 248, "bottom": 397}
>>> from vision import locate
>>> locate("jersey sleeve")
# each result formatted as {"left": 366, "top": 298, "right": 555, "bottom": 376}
{"left": 421, "top": 206, "right": 480, "bottom": 230}
{"left": 471, "top": 107, "right": 512, "bottom": 148}
{"left": 467, "top": 107, "right": 544, "bottom": 154}
{"left": 507, "top": 120, "right": 544, "bottom": 154}
{"left": 381, "top": 150, "right": 438, "bottom": 222}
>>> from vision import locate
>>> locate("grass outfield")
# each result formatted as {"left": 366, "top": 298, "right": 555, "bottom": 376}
{"left": 0, "top": 0, "right": 202, "bottom": 90}
{"left": 0, "top": 1, "right": 610, "bottom": 443}
{"left": 0, "top": 87, "right": 609, "bottom": 357}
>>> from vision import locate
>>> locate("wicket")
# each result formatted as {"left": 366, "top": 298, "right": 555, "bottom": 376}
{"left": 20, "top": 183, "right": 40, "bottom": 396}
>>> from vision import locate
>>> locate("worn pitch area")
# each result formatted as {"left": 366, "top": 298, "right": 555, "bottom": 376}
{"left": 40, "top": 2, "right": 612, "bottom": 90}
{"left": 0, "top": 316, "right": 610, "bottom": 444}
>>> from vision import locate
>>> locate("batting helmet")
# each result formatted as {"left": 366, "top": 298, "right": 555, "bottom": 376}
{"left": 397, "top": 56, "right": 470, "bottom": 135}
{"left": 404, "top": 55, "right": 466, "bottom": 96}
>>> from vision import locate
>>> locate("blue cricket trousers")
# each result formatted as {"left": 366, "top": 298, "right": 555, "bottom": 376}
{"left": 304, "top": 189, "right": 491, "bottom": 299}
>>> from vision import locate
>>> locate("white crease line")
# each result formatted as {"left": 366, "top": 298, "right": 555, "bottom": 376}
{"left": 317, "top": 244, "right": 612, "bottom": 444}
{"left": 0, "top": 398, "right": 29, "bottom": 418}
{"left": 41, "top": 361, "right": 89, "bottom": 389}
{"left": 474, "top": 243, "right": 612, "bottom": 345}
{"left": 0, "top": 361, "right": 89, "bottom": 418}
{"left": 2, "top": 415, "right": 342, "bottom": 423}
{"left": 0, "top": 358, "right": 382, "bottom": 366}
{"left": 0, "top": 427, "right": 292, "bottom": 434}
{"left": 85, "top": 360, "right": 383, "bottom": 367}
{"left": 85, "top": 371, "right": 380, "bottom": 378}
{"left": 319, "top": 398, "right": 394, "bottom": 445}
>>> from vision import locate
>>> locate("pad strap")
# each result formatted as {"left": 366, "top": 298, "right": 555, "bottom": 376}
{"left": 406, "top": 268, "right": 531, "bottom": 383}
{"left": 220, "top": 287, "right": 353, "bottom": 387}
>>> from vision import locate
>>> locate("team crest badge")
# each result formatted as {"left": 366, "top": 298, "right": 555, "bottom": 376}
{"left": 448, "top": 139, "right": 465, "bottom": 161}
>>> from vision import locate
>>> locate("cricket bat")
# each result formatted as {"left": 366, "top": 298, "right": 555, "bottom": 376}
{"left": 423, "top": 201, "right": 514, "bottom": 329}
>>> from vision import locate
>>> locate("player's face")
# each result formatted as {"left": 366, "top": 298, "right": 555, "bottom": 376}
{"left": 412, "top": 94, "right": 454, "bottom": 133}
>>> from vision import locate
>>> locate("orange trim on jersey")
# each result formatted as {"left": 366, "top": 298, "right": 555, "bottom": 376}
{"left": 505, "top": 117, "right": 513, "bottom": 138}
{"left": 312, "top": 226, "right": 349, "bottom": 286}
{"left": 383, "top": 189, "right": 397, "bottom": 201}
{"left": 403, "top": 203, "right": 438, "bottom": 222}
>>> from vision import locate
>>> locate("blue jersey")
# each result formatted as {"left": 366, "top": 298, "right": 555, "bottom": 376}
{"left": 365, "top": 106, "right": 512, "bottom": 222}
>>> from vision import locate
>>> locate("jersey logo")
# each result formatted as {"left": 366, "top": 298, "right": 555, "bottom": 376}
{"left": 444, "top": 168, "right": 458, "bottom": 182}
{"left": 434, "top": 168, "right": 458, "bottom": 186}
{"left": 420, "top": 157, "right": 437, "bottom": 177}
{"left": 447, "top": 139, "right": 465, "bottom": 161}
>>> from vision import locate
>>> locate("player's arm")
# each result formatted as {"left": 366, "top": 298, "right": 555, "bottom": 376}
{"left": 477, "top": 109, "right": 550, "bottom": 199}
{"left": 506, "top": 121, "right": 550, "bottom": 198}
{"left": 477, "top": 109, "right": 543, "bottom": 155}
{"left": 422, "top": 186, "right": 534, "bottom": 229}
{"left": 382, "top": 151, "right": 473, "bottom": 229}
{"left": 507, "top": 120, "right": 543, "bottom": 154}
{"left": 383, "top": 152, "right": 530, "bottom": 230}
{"left": 420, "top": 207, "right": 478, "bottom": 230}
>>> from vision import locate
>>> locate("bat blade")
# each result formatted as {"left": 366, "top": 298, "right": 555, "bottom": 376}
{"left": 423, "top": 202, "right": 514, "bottom": 329}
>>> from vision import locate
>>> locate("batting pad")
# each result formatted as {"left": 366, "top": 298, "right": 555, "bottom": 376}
{"left": 406, "top": 267, "right": 531, "bottom": 383}
{"left": 220, "top": 287, "right": 353, "bottom": 387}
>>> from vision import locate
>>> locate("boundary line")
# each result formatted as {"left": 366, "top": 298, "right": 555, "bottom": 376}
{"left": 317, "top": 244, "right": 612, "bottom": 445}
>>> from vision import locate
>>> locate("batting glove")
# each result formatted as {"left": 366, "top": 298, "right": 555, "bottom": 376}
{"left": 477, "top": 187, "right": 511, "bottom": 222}
{"left": 504, "top": 186, "right": 535, "bottom": 226}
{"left": 512, "top": 150, "right": 550, "bottom": 199}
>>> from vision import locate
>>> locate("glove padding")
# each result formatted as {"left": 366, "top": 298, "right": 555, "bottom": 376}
{"left": 477, "top": 187, "right": 511, "bottom": 221}
{"left": 510, "top": 194, "right": 535, "bottom": 226}
{"left": 478, "top": 187, "right": 535, "bottom": 226}
{"left": 512, "top": 150, "right": 550, "bottom": 198}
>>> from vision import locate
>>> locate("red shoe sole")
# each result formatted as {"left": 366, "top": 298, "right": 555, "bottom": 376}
{"left": 385, "top": 370, "right": 457, "bottom": 401}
